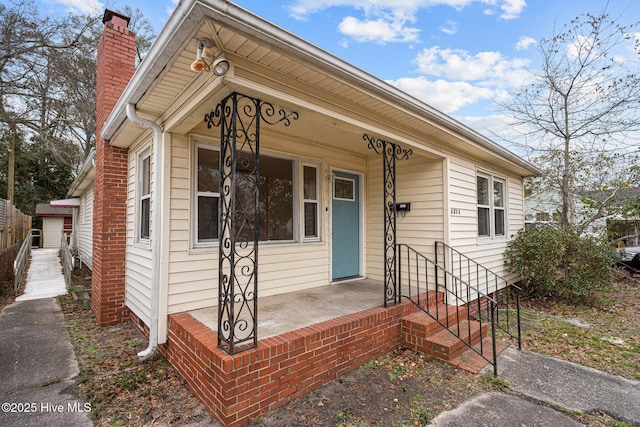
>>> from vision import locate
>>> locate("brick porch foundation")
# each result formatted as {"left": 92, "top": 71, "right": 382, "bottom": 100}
{"left": 161, "top": 296, "right": 437, "bottom": 427}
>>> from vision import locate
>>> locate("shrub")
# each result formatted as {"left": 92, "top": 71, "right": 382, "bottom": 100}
{"left": 504, "top": 226, "right": 614, "bottom": 303}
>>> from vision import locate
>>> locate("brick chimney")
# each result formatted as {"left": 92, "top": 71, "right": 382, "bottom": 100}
{"left": 92, "top": 9, "right": 135, "bottom": 326}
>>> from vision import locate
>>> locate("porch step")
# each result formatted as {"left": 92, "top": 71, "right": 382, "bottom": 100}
{"left": 426, "top": 319, "right": 487, "bottom": 361}
{"left": 401, "top": 309, "right": 487, "bottom": 363}
{"left": 450, "top": 337, "right": 510, "bottom": 374}
{"left": 401, "top": 305, "right": 469, "bottom": 339}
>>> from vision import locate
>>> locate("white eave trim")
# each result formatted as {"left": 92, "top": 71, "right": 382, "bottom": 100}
{"left": 50, "top": 198, "right": 81, "bottom": 208}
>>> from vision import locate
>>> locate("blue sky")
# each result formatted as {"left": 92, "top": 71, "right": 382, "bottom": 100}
{"left": 43, "top": 0, "right": 640, "bottom": 142}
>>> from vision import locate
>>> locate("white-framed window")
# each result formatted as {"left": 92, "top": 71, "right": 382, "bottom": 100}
{"left": 138, "top": 149, "right": 151, "bottom": 242}
{"left": 303, "top": 164, "right": 319, "bottom": 240}
{"left": 193, "top": 141, "right": 321, "bottom": 247}
{"left": 477, "top": 173, "right": 506, "bottom": 239}
{"left": 194, "top": 145, "right": 219, "bottom": 246}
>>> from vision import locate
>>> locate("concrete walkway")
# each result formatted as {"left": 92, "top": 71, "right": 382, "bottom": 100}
{"left": 0, "top": 249, "right": 91, "bottom": 426}
{"left": 16, "top": 249, "right": 67, "bottom": 301}
{"left": 432, "top": 347, "right": 640, "bottom": 426}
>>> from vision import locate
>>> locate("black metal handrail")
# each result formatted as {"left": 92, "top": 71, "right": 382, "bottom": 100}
{"left": 397, "top": 243, "right": 500, "bottom": 375}
{"left": 435, "top": 241, "right": 522, "bottom": 348}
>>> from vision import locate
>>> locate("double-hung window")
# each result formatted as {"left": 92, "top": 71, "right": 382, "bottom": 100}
{"left": 303, "top": 165, "right": 319, "bottom": 240}
{"left": 139, "top": 149, "right": 151, "bottom": 242}
{"left": 194, "top": 142, "right": 320, "bottom": 246}
{"left": 195, "top": 146, "right": 219, "bottom": 245}
{"left": 477, "top": 173, "right": 506, "bottom": 239}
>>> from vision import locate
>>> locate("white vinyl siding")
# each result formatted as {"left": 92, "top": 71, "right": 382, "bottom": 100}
{"left": 448, "top": 157, "right": 524, "bottom": 285}
{"left": 166, "top": 131, "right": 366, "bottom": 314}
{"left": 77, "top": 183, "right": 94, "bottom": 269}
{"left": 366, "top": 154, "right": 445, "bottom": 283}
{"left": 126, "top": 141, "right": 154, "bottom": 325}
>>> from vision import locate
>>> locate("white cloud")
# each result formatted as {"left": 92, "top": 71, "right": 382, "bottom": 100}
{"left": 440, "top": 20, "right": 457, "bottom": 35}
{"left": 499, "top": 0, "right": 526, "bottom": 20}
{"left": 389, "top": 76, "right": 494, "bottom": 113}
{"left": 566, "top": 34, "right": 595, "bottom": 60}
{"left": 286, "top": 0, "right": 526, "bottom": 44}
{"left": 287, "top": 0, "right": 527, "bottom": 21}
{"left": 515, "top": 36, "right": 536, "bottom": 51}
{"left": 54, "top": 0, "right": 103, "bottom": 14}
{"left": 414, "top": 46, "right": 530, "bottom": 87}
{"left": 338, "top": 15, "right": 420, "bottom": 43}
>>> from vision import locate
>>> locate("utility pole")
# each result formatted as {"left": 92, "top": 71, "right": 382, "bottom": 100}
{"left": 8, "top": 131, "right": 15, "bottom": 203}
{"left": 6, "top": 131, "right": 15, "bottom": 246}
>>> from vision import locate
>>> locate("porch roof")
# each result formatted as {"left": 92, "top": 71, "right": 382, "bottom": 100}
{"left": 103, "top": 0, "right": 539, "bottom": 177}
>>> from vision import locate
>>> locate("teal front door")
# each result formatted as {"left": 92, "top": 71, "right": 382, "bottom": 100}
{"left": 332, "top": 172, "right": 360, "bottom": 280}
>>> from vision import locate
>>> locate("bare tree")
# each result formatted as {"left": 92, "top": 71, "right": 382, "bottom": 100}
{"left": 0, "top": 1, "right": 156, "bottom": 214}
{"left": 502, "top": 5, "right": 640, "bottom": 234}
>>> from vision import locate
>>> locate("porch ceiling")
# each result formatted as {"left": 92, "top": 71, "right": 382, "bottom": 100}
{"left": 105, "top": 1, "right": 537, "bottom": 176}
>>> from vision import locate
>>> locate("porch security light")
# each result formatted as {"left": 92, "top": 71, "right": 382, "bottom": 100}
{"left": 191, "top": 39, "right": 213, "bottom": 72}
{"left": 212, "top": 53, "right": 230, "bottom": 76}
{"left": 190, "top": 39, "right": 230, "bottom": 76}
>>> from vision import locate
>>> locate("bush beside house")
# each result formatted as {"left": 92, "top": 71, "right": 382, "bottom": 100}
{"left": 504, "top": 226, "right": 615, "bottom": 303}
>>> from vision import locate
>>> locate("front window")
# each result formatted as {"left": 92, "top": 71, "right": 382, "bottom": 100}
{"left": 477, "top": 176, "right": 490, "bottom": 237}
{"left": 477, "top": 173, "right": 506, "bottom": 239}
{"left": 195, "top": 147, "right": 219, "bottom": 244}
{"left": 194, "top": 143, "right": 318, "bottom": 246}
{"left": 235, "top": 153, "right": 294, "bottom": 241}
{"left": 303, "top": 165, "right": 319, "bottom": 240}
{"left": 493, "top": 180, "right": 505, "bottom": 237}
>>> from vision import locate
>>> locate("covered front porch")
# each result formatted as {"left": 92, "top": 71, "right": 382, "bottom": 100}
{"left": 163, "top": 278, "right": 442, "bottom": 427}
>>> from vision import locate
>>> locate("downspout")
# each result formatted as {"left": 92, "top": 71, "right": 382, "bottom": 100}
{"left": 126, "top": 103, "right": 162, "bottom": 360}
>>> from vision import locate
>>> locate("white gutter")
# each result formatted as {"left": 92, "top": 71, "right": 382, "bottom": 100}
{"left": 125, "top": 103, "right": 163, "bottom": 360}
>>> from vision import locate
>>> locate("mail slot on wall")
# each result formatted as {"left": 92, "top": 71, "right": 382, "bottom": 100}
{"left": 394, "top": 202, "right": 411, "bottom": 212}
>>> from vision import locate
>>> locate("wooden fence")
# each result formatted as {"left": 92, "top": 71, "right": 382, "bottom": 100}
{"left": 0, "top": 199, "right": 32, "bottom": 250}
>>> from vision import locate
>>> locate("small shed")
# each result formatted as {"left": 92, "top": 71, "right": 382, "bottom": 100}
{"left": 36, "top": 204, "right": 73, "bottom": 248}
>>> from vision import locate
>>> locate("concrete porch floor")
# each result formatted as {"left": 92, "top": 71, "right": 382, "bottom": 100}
{"left": 189, "top": 278, "right": 384, "bottom": 339}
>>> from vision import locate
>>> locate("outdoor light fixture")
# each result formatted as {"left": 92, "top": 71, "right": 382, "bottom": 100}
{"left": 190, "top": 38, "right": 229, "bottom": 76}
{"left": 212, "top": 53, "right": 230, "bottom": 76}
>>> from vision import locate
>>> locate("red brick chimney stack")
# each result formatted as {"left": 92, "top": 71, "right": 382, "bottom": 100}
{"left": 92, "top": 9, "right": 136, "bottom": 326}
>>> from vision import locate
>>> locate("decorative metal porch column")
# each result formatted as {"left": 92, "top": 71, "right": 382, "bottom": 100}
{"left": 205, "top": 92, "right": 298, "bottom": 354}
{"left": 364, "top": 134, "right": 412, "bottom": 307}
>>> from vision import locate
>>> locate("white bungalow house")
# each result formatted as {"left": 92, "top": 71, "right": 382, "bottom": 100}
{"left": 92, "top": 2, "right": 538, "bottom": 425}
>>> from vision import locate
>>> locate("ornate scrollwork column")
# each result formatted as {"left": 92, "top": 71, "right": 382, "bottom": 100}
{"left": 205, "top": 92, "right": 298, "bottom": 354}
{"left": 364, "top": 134, "right": 412, "bottom": 306}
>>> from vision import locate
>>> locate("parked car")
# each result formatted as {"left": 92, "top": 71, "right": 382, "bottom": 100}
{"left": 616, "top": 246, "right": 640, "bottom": 276}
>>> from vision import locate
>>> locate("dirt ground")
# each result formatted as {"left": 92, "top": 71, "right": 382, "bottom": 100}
{"left": 247, "top": 349, "right": 491, "bottom": 427}
{"left": 55, "top": 267, "right": 639, "bottom": 426}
